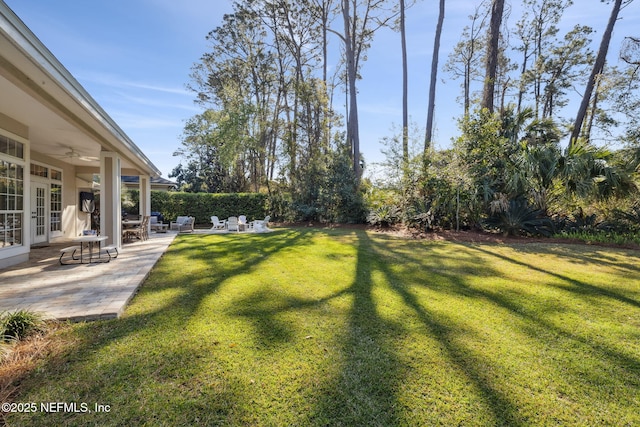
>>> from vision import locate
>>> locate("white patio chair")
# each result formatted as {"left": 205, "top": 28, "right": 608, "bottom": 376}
{"left": 238, "top": 215, "right": 251, "bottom": 232}
{"left": 171, "top": 216, "right": 194, "bottom": 233}
{"left": 227, "top": 216, "right": 239, "bottom": 232}
{"left": 150, "top": 216, "right": 169, "bottom": 233}
{"left": 149, "top": 215, "right": 159, "bottom": 232}
{"left": 170, "top": 216, "right": 189, "bottom": 231}
{"left": 211, "top": 216, "right": 227, "bottom": 230}
{"left": 179, "top": 216, "right": 195, "bottom": 233}
{"left": 252, "top": 215, "right": 271, "bottom": 232}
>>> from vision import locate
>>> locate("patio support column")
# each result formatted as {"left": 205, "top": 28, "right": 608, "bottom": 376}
{"left": 100, "top": 152, "right": 122, "bottom": 248}
{"left": 139, "top": 174, "right": 151, "bottom": 235}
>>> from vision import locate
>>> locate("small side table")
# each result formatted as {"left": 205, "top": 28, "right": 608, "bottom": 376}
{"left": 151, "top": 223, "right": 169, "bottom": 233}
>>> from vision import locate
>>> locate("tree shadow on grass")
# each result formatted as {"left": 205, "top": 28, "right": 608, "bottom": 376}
{"left": 170, "top": 232, "right": 639, "bottom": 425}
{"left": 466, "top": 244, "right": 640, "bottom": 368}
{"left": 305, "top": 230, "right": 405, "bottom": 426}
{"left": 230, "top": 288, "right": 299, "bottom": 348}
{"left": 225, "top": 230, "right": 520, "bottom": 425}
{"left": 468, "top": 244, "right": 640, "bottom": 417}
{"left": 369, "top": 237, "right": 640, "bottom": 424}
{"left": 365, "top": 237, "right": 527, "bottom": 426}
{"left": 6, "top": 229, "right": 313, "bottom": 426}
{"left": 469, "top": 244, "right": 640, "bottom": 309}
{"left": 221, "top": 228, "right": 407, "bottom": 424}
{"left": 525, "top": 243, "right": 640, "bottom": 275}
{"left": 10, "top": 229, "right": 639, "bottom": 425}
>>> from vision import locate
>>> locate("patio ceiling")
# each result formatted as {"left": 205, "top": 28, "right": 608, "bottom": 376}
{"left": 0, "top": 73, "right": 104, "bottom": 168}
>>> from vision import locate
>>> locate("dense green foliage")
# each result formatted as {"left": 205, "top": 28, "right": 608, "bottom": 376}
{"left": 7, "top": 229, "right": 640, "bottom": 425}
{"left": 370, "top": 106, "right": 639, "bottom": 238}
{"left": 168, "top": 0, "right": 381, "bottom": 224}
{"left": 148, "top": 191, "right": 268, "bottom": 225}
{"left": 280, "top": 146, "right": 367, "bottom": 223}
{"left": 121, "top": 191, "right": 270, "bottom": 226}
{"left": 368, "top": 0, "right": 639, "bottom": 235}
{"left": 0, "top": 310, "right": 44, "bottom": 342}
{"left": 485, "top": 198, "right": 554, "bottom": 236}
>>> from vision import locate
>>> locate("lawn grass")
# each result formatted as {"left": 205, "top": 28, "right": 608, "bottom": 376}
{"left": 555, "top": 229, "right": 640, "bottom": 247}
{"left": 5, "top": 228, "right": 640, "bottom": 426}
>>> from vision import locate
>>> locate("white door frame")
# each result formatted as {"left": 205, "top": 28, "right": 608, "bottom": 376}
{"left": 30, "top": 180, "right": 48, "bottom": 245}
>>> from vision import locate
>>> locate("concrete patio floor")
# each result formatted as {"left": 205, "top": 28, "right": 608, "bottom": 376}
{"left": 0, "top": 231, "right": 177, "bottom": 322}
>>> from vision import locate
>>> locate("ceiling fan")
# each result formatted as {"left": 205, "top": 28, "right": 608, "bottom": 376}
{"left": 59, "top": 147, "right": 100, "bottom": 162}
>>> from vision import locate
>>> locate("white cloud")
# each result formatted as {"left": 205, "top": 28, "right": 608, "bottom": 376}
{"left": 78, "top": 71, "right": 192, "bottom": 97}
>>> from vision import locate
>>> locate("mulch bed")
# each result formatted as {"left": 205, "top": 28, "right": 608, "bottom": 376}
{"left": 282, "top": 222, "right": 640, "bottom": 251}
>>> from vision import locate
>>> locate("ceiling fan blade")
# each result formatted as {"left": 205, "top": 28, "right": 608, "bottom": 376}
{"left": 78, "top": 156, "right": 100, "bottom": 162}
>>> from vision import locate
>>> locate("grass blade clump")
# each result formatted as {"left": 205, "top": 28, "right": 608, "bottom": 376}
{"left": 0, "top": 310, "right": 44, "bottom": 342}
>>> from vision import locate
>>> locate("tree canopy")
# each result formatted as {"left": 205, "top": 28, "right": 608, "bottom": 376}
{"left": 172, "top": 0, "right": 639, "bottom": 231}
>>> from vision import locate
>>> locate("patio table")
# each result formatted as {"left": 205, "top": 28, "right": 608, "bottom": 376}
{"left": 72, "top": 235, "right": 109, "bottom": 263}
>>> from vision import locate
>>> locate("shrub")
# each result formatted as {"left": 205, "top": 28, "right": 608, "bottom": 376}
{"left": 555, "top": 229, "right": 640, "bottom": 246}
{"left": 149, "top": 191, "right": 268, "bottom": 226}
{"left": 563, "top": 208, "right": 606, "bottom": 233}
{"left": 611, "top": 203, "right": 640, "bottom": 233}
{"left": 292, "top": 203, "right": 320, "bottom": 222}
{"left": 265, "top": 188, "right": 295, "bottom": 222}
{"left": 367, "top": 205, "right": 402, "bottom": 228}
{"left": 485, "top": 199, "right": 554, "bottom": 237}
{"left": 404, "top": 199, "right": 435, "bottom": 231}
{"left": 0, "top": 310, "right": 44, "bottom": 342}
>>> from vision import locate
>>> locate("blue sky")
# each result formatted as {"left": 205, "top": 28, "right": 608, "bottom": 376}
{"left": 4, "top": 0, "right": 638, "bottom": 180}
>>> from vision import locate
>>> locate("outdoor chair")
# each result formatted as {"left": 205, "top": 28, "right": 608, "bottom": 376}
{"left": 142, "top": 215, "right": 150, "bottom": 239}
{"left": 227, "top": 216, "right": 239, "bottom": 232}
{"left": 238, "top": 215, "right": 251, "bottom": 232}
{"left": 252, "top": 215, "right": 271, "bottom": 232}
{"left": 124, "top": 215, "right": 150, "bottom": 241}
{"left": 169, "top": 216, "right": 191, "bottom": 231}
{"left": 211, "top": 216, "right": 227, "bottom": 230}
{"left": 178, "top": 216, "right": 195, "bottom": 233}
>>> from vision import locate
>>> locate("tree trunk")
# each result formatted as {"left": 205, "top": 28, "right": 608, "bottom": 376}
{"left": 481, "top": 0, "right": 505, "bottom": 113}
{"left": 570, "top": 0, "right": 623, "bottom": 147}
{"left": 517, "top": 43, "right": 528, "bottom": 115}
{"left": 464, "top": 59, "right": 471, "bottom": 115}
{"left": 425, "top": 0, "right": 445, "bottom": 153}
{"left": 320, "top": 1, "right": 330, "bottom": 84}
{"left": 400, "top": 0, "right": 409, "bottom": 166}
{"left": 585, "top": 74, "right": 602, "bottom": 142}
{"left": 342, "top": 0, "right": 361, "bottom": 179}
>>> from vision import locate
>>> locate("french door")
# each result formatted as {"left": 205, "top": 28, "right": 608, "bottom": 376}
{"left": 30, "top": 182, "right": 47, "bottom": 245}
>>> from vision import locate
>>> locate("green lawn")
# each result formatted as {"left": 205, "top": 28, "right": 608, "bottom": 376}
{"left": 7, "top": 228, "right": 640, "bottom": 426}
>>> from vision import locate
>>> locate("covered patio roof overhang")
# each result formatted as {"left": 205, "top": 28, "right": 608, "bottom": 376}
{"left": 0, "top": 2, "right": 161, "bottom": 178}
{"left": 0, "top": 2, "right": 162, "bottom": 262}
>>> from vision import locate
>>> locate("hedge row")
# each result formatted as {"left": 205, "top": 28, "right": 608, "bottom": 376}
{"left": 150, "top": 192, "right": 269, "bottom": 226}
